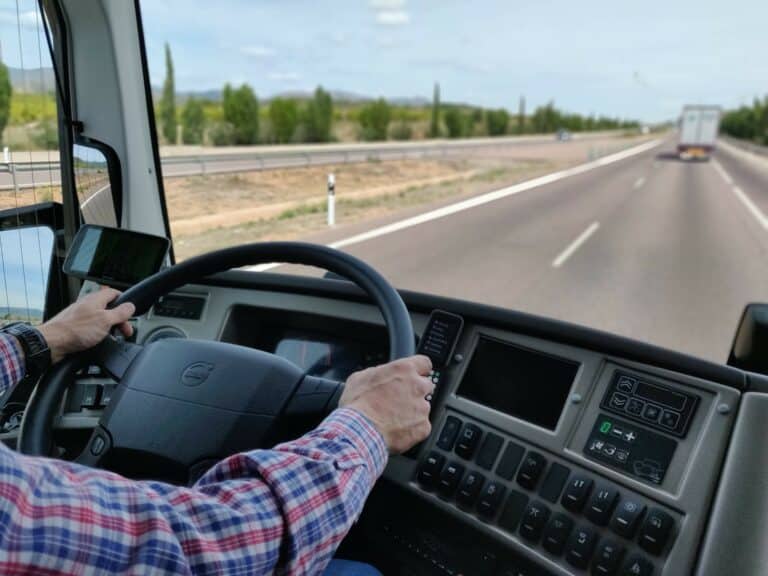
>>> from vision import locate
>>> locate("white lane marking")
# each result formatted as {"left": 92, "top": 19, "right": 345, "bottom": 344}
{"left": 732, "top": 186, "right": 768, "bottom": 230}
{"left": 711, "top": 158, "right": 768, "bottom": 230}
{"left": 711, "top": 158, "right": 733, "bottom": 185}
{"left": 552, "top": 221, "right": 600, "bottom": 268}
{"left": 80, "top": 184, "right": 111, "bottom": 209}
{"left": 633, "top": 177, "right": 646, "bottom": 190}
{"left": 244, "top": 138, "right": 661, "bottom": 272}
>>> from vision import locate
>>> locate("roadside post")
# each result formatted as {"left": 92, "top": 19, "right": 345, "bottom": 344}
{"left": 6, "top": 147, "right": 20, "bottom": 195}
{"left": 327, "top": 173, "right": 336, "bottom": 227}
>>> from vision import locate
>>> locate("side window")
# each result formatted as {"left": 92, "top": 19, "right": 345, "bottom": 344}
{"left": 0, "top": 1, "right": 64, "bottom": 323}
{"left": 1, "top": 1, "right": 62, "bottom": 210}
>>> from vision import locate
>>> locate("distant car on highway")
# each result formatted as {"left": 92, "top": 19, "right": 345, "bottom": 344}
{"left": 678, "top": 105, "right": 721, "bottom": 161}
{"left": 556, "top": 129, "right": 572, "bottom": 141}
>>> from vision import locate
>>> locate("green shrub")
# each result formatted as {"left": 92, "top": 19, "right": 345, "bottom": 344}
{"left": 222, "top": 83, "right": 259, "bottom": 145}
{"left": 269, "top": 98, "right": 298, "bottom": 143}
{"left": 208, "top": 121, "right": 236, "bottom": 146}
{"left": 444, "top": 108, "right": 466, "bottom": 138}
{"left": 303, "top": 86, "right": 334, "bottom": 142}
{"left": 485, "top": 109, "right": 509, "bottom": 136}
{"left": 390, "top": 121, "right": 413, "bottom": 140}
{"left": 30, "top": 120, "right": 57, "bottom": 149}
{"left": 358, "top": 98, "right": 391, "bottom": 141}
{"left": 181, "top": 98, "right": 205, "bottom": 144}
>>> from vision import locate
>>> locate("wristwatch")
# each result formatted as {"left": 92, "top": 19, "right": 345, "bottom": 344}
{"left": 0, "top": 322, "right": 52, "bottom": 380}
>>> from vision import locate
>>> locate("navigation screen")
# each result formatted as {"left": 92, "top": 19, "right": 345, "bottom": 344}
{"left": 457, "top": 337, "right": 579, "bottom": 430}
{"left": 65, "top": 225, "right": 169, "bottom": 286}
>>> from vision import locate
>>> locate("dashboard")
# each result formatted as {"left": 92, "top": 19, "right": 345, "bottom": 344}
{"left": 11, "top": 271, "right": 768, "bottom": 576}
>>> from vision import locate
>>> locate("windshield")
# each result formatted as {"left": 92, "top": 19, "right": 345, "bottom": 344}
{"left": 133, "top": 0, "right": 766, "bottom": 363}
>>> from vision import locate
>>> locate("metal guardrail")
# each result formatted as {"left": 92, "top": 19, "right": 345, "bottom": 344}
{"left": 719, "top": 135, "right": 768, "bottom": 158}
{"left": 0, "top": 130, "right": 627, "bottom": 191}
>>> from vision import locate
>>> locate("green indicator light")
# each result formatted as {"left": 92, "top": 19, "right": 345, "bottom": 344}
{"left": 600, "top": 421, "right": 612, "bottom": 434}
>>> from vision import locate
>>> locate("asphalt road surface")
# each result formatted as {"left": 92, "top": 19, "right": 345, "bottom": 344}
{"left": 286, "top": 137, "right": 768, "bottom": 363}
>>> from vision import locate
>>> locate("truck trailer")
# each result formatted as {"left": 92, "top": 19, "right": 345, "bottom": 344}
{"left": 678, "top": 105, "right": 721, "bottom": 161}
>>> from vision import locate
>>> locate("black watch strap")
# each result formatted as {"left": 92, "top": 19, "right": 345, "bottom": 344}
{"left": 0, "top": 322, "right": 52, "bottom": 379}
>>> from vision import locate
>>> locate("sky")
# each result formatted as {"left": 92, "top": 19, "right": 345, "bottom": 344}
{"left": 0, "top": 0, "right": 766, "bottom": 122}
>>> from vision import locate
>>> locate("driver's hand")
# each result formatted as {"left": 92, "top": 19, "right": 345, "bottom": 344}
{"left": 39, "top": 288, "right": 136, "bottom": 364}
{"left": 340, "top": 355, "right": 434, "bottom": 454}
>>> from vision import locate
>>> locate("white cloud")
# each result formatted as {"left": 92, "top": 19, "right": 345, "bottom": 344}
{"left": 376, "top": 10, "right": 410, "bottom": 25}
{"left": 269, "top": 72, "right": 300, "bottom": 83}
{"left": 369, "top": 0, "right": 406, "bottom": 8}
{"left": 240, "top": 45, "right": 275, "bottom": 58}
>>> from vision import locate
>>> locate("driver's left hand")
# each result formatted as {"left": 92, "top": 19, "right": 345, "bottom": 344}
{"left": 39, "top": 288, "right": 135, "bottom": 364}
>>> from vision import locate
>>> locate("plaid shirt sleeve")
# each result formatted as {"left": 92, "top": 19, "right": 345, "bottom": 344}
{"left": 0, "top": 374, "right": 388, "bottom": 576}
{"left": 0, "top": 334, "right": 25, "bottom": 396}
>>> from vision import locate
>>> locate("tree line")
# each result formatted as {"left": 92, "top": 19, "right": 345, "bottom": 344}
{"left": 721, "top": 97, "right": 768, "bottom": 145}
{"left": 0, "top": 44, "right": 640, "bottom": 150}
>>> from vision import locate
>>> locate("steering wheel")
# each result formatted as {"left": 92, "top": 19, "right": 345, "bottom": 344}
{"left": 18, "top": 242, "right": 414, "bottom": 481}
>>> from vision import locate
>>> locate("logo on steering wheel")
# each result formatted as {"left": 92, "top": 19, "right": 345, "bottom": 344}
{"left": 180, "top": 362, "right": 215, "bottom": 386}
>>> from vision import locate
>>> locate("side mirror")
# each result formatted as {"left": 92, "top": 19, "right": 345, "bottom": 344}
{"left": 73, "top": 139, "right": 122, "bottom": 227}
{"left": 728, "top": 304, "right": 768, "bottom": 375}
{"left": 0, "top": 226, "right": 55, "bottom": 323}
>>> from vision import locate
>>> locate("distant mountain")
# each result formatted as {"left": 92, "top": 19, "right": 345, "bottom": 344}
{"left": 1, "top": 306, "right": 43, "bottom": 321}
{"left": 7, "top": 66, "right": 55, "bottom": 93}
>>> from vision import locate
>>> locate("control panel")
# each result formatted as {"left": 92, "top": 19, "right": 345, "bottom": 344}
{"left": 416, "top": 412, "right": 679, "bottom": 576}
{"left": 601, "top": 372, "right": 698, "bottom": 438}
{"left": 152, "top": 294, "right": 207, "bottom": 320}
{"left": 584, "top": 416, "right": 677, "bottom": 486}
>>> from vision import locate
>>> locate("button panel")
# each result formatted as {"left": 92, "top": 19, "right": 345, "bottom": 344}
{"left": 415, "top": 412, "right": 677, "bottom": 575}
{"left": 601, "top": 371, "right": 699, "bottom": 437}
{"left": 455, "top": 423, "right": 482, "bottom": 460}
{"left": 585, "top": 415, "right": 677, "bottom": 486}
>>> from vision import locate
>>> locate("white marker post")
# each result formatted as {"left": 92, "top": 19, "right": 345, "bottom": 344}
{"left": 327, "top": 173, "right": 336, "bottom": 227}
{"left": 2, "top": 146, "right": 9, "bottom": 164}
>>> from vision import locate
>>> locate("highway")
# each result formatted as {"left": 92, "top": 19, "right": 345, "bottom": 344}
{"left": 283, "top": 137, "right": 768, "bottom": 363}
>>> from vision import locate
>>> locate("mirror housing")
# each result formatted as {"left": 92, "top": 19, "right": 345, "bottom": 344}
{"left": 728, "top": 304, "right": 768, "bottom": 375}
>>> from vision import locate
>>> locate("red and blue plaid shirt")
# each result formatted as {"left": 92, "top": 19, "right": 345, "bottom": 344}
{"left": 0, "top": 333, "right": 388, "bottom": 575}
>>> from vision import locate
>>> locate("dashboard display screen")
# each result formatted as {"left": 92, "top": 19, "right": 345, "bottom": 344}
{"left": 64, "top": 225, "right": 169, "bottom": 287}
{"left": 457, "top": 337, "right": 579, "bottom": 430}
{"left": 273, "top": 331, "right": 387, "bottom": 381}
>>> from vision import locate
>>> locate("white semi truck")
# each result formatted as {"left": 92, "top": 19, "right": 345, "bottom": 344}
{"left": 678, "top": 105, "right": 721, "bottom": 161}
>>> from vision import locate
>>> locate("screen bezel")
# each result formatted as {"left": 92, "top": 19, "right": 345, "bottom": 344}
{"left": 456, "top": 335, "right": 580, "bottom": 431}
{"left": 63, "top": 224, "right": 170, "bottom": 287}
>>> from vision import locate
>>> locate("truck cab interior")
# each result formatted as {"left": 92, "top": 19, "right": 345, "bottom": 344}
{"left": 2, "top": 2, "right": 768, "bottom": 575}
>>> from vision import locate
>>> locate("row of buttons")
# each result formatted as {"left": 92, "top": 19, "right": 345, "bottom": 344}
{"left": 420, "top": 415, "right": 677, "bottom": 574}
{"left": 77, "top": 383, "right": 114, "bottom": 409}
{"left": 604, "top": 373, "right": 698, "bottom": 438}
{"left": 608, "top": 393, "right": 679, "bottom": 430}
{"left": 418, "top": 451, "right": 670, "bottom": 575}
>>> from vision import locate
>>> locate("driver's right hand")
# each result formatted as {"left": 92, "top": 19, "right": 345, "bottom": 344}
{"left": 340, "top": 355, "right": 434, "bottom": 454}
{"left": 39, "top": 288, "right": 136, "bottom": 364}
